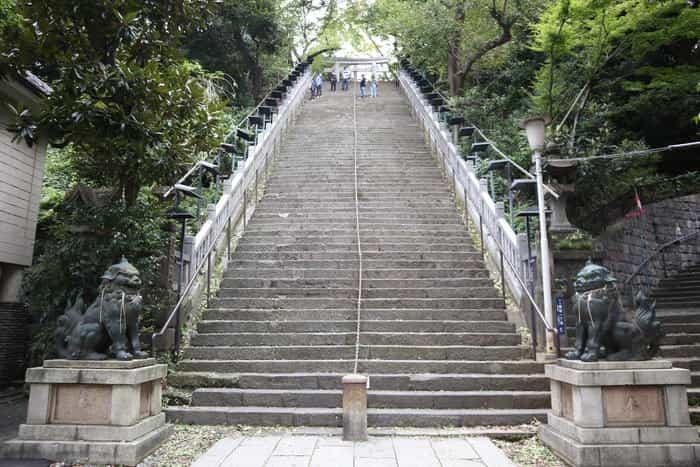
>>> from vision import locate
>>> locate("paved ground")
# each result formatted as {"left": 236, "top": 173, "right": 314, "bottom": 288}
{"left": 191, "top": 434, "right": 515, "bottom": 467}
{"left": 0, "top": 392, "right": 26, "bottom": 442}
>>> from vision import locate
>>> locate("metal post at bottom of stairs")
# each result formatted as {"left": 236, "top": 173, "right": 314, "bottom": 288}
{"left": 342, "top": 374, "right": 368, "bottom": 441}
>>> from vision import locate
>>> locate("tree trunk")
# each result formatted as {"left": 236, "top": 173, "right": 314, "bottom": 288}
{"left": 250, "top": 64, "right": 264, "bottom": 102}
{"left": 448, "top": 49, "right": 464, "bottom": 95}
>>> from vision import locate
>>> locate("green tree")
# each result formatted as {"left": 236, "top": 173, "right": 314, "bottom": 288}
{"left": 186, "top": 0, "right": 288, "bottom": 104}
{"left": 368, "top": 0, "right": 537, "bottom": 94}
{"left": 4, "top": 0, "right": 227, "bottom": 205}
{"left": 283, "top": 0, "right": 340, "bottom": 61}
{"left": 532, "top": 0, "right": 700, "bottom": 148}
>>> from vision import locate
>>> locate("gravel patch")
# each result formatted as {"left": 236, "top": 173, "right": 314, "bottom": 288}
{"left": 495, "top": 436, "right": 566, "bottom": 467}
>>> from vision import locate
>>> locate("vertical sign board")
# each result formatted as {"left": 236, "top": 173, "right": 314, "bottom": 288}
{"left": 556, "top": 296, "right": 566, "bottom": 336}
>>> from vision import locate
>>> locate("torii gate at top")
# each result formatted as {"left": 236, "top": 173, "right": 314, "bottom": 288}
{"left": 329, "top": 56, "right": 392, "bottom": 80}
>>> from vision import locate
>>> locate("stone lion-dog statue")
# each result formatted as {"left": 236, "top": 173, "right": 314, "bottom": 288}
{"left": 565, "top": 259, "right": 663, "bottom": 362}
{"left": 55, "top": 257, "right": 148, "bottom": 360}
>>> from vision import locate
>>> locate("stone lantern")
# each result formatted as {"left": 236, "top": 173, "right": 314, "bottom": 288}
{"left": 543, "top": 144, "right": 578, "bottom": 235}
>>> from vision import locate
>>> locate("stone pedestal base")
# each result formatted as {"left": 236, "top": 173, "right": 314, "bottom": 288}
{"left": 539, "top": 359, "right": 700, "bottom": 467}
{"left": 1, "top": 358, "right": 172, "bottom": 466}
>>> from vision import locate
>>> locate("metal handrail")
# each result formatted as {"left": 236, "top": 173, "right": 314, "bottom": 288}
{"left": 164, "top": 61, "right": 311, "bottom": 199}
{"left": 624, "top": 228, "right": 700, "bottom": 288}
{"left": 401, "top": 62, "right": 559, "bottom": 199}
{"left": 399, "top": 62, "right": 558, "bottom": 357}
{"left": 150, "top": 215, "right": 227, "bottom": 356}
{"left": 152, "top": 63, "right": 312, "bottom": 357}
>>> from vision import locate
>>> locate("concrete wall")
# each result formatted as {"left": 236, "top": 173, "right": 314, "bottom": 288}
{"left": 596, "top": 193, "right": 700, "bottom": 291}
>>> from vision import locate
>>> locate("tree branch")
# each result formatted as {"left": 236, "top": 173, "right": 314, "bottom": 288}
{"left": 457, "top": 5, "right": 515, "bottom": 78}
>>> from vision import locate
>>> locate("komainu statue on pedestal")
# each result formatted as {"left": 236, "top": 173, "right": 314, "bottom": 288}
{"left": 565, "top": 259, "right": 664, "bottom": 362}
{"left": 55, "top": 257, "right": 148, "bottom": 360}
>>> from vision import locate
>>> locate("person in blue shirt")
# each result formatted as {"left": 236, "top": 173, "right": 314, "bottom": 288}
{"left": 315, "top": 73, "right": 324, "bottom": 97}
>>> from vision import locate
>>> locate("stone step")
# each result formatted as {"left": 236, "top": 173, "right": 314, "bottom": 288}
{"left": 257, "top": 201, "right": 456, "bottom": 209}
{"left": 661, "top": 333, "right": 700, "bottom": 346}
{"left": 660, "top": 344, "right": 700, "bottom": 358}
{"left": 229, "top": 252, "right": 481, "bottom": 261}
{"left": 182, "top": 345, "right": 529, "bottom": 361}
{"left": 211, "top": 297, "right": 506, "bottom": 310}
{"left": 664, "top": 357, "right": 700, "bottom": 372}
{"left": 233, "top": 243, "right": 477, "bottom": 253}
{"left": 657, "top": 280, "right": 700, "bottom": 290}
{"left": 240, "top": 234, "right": 472, "bottom": 244}
{"left": 190, "top": 388, "right": 550, "bottom": 410}
{"left": 660, "top": 323, "right": 700, "bottom": 334}
{"left": 217, "top": 287, "right": 500, "bottom": 299}
{"left": 165, "top": 406, "right": 547, "bottom": 427}
{"left": 196, "top": 320, "right": 516, "bottom": 334}
{"left": 654, "top": 298, "right": 700, "bottom": 308}
{"left": 244, "top": 225, "right": 468, "bottom": 233}
{"left": 249, "top": 217, "right": 464, "bottom": 226}
{"left": 172, "top": 362, "right": 545, "bottom": 381}
{"left": 190, "top": 332, "right": 521, "bottom": 347}
{"left": 652, "top": 289, "right": 700, "bottom": 298}
{"left": 222, "top": 268, "right": 489, "bottom": 279}
{"left": 203, "top": 308, "right": 509, "bottom": 322}
{"left": 219, "top": 278, "right": 493, "bottom": 289}
{"left": 226, "top": 260, "right": 487, "bottom": 270}
{"left": 654, "top": 311, "right": 700, "bottom": 323}
{"left": 266, "top": 184, "right": 453, "bottom": 192}
{"left": 253, "top": 207, "right": 460, "bottom": 216}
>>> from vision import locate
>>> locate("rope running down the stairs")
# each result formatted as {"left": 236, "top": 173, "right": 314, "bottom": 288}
{"left": 352, "top": 79, "right": 363, "bottom": 375}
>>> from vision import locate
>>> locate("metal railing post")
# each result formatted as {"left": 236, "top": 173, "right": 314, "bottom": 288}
{"left": 227, "top": 218, "right": 232, "bottom": 260}
{"left": 206, "top": 252, "right": 212, "bottom": 308}
{"left": 243, "top": 189, "right": 248, "bottom": 229}
{"left": 464, "top": 186, "right": 469, "bottom": 230}
{"left": 500, "top": 250, "right": 505, "bottom": 301}
{"left": 255, "top": 168, "right": 259, "bottom": 203}
{"left": 479, "top": 218, "right": 484, "bottom": 259}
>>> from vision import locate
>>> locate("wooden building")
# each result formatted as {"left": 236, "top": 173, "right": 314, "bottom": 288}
{"left": 0, "top": 72, "right": 51, "bottom": 385}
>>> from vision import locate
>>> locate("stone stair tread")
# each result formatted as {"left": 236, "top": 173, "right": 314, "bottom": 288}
{"left": 191, "top": 387, "right": 548, "bottom": 395}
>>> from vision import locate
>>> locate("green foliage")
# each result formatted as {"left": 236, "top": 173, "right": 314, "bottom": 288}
{"left": 532, "top": 0, "right": 700, "bottom": 145}
{"left": 368, "top": 0, "right": 538, "bottom": 92}
{"left": 554, "top": 230, "right": 593, "bottom": 251}
{"left": 186, "top": 0, "right": 288, "bottom": 104}
{"left": 43, "top": 59, "right": 227, "bottom": 204}
{"left": 283, "top": 0, "right": 340, "bottom": 60}
{"left": 3, "top": 0, "right": 227, "bottom": 205}
{"left": 4, "top": 102, "right": 37, "bottom": 146}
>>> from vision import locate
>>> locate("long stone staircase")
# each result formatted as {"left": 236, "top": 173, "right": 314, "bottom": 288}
{"left": 166, "top": 83, "right": 549, "bottom": 427}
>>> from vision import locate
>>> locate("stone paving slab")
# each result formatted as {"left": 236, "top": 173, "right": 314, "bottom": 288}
{"left": 191, "top": 434, "right": 516, "bottom": 467}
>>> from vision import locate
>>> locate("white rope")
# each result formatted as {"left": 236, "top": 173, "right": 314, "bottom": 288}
{"left": 352, "top": 78, "right": 363, "bottom": 375}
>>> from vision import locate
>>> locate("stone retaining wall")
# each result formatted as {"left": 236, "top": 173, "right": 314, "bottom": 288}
{"left": 596, "top": 193, "right": 700, "bottom": 291}
{"left": 0, "top": 302, "right": 28, "bottom": 387}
